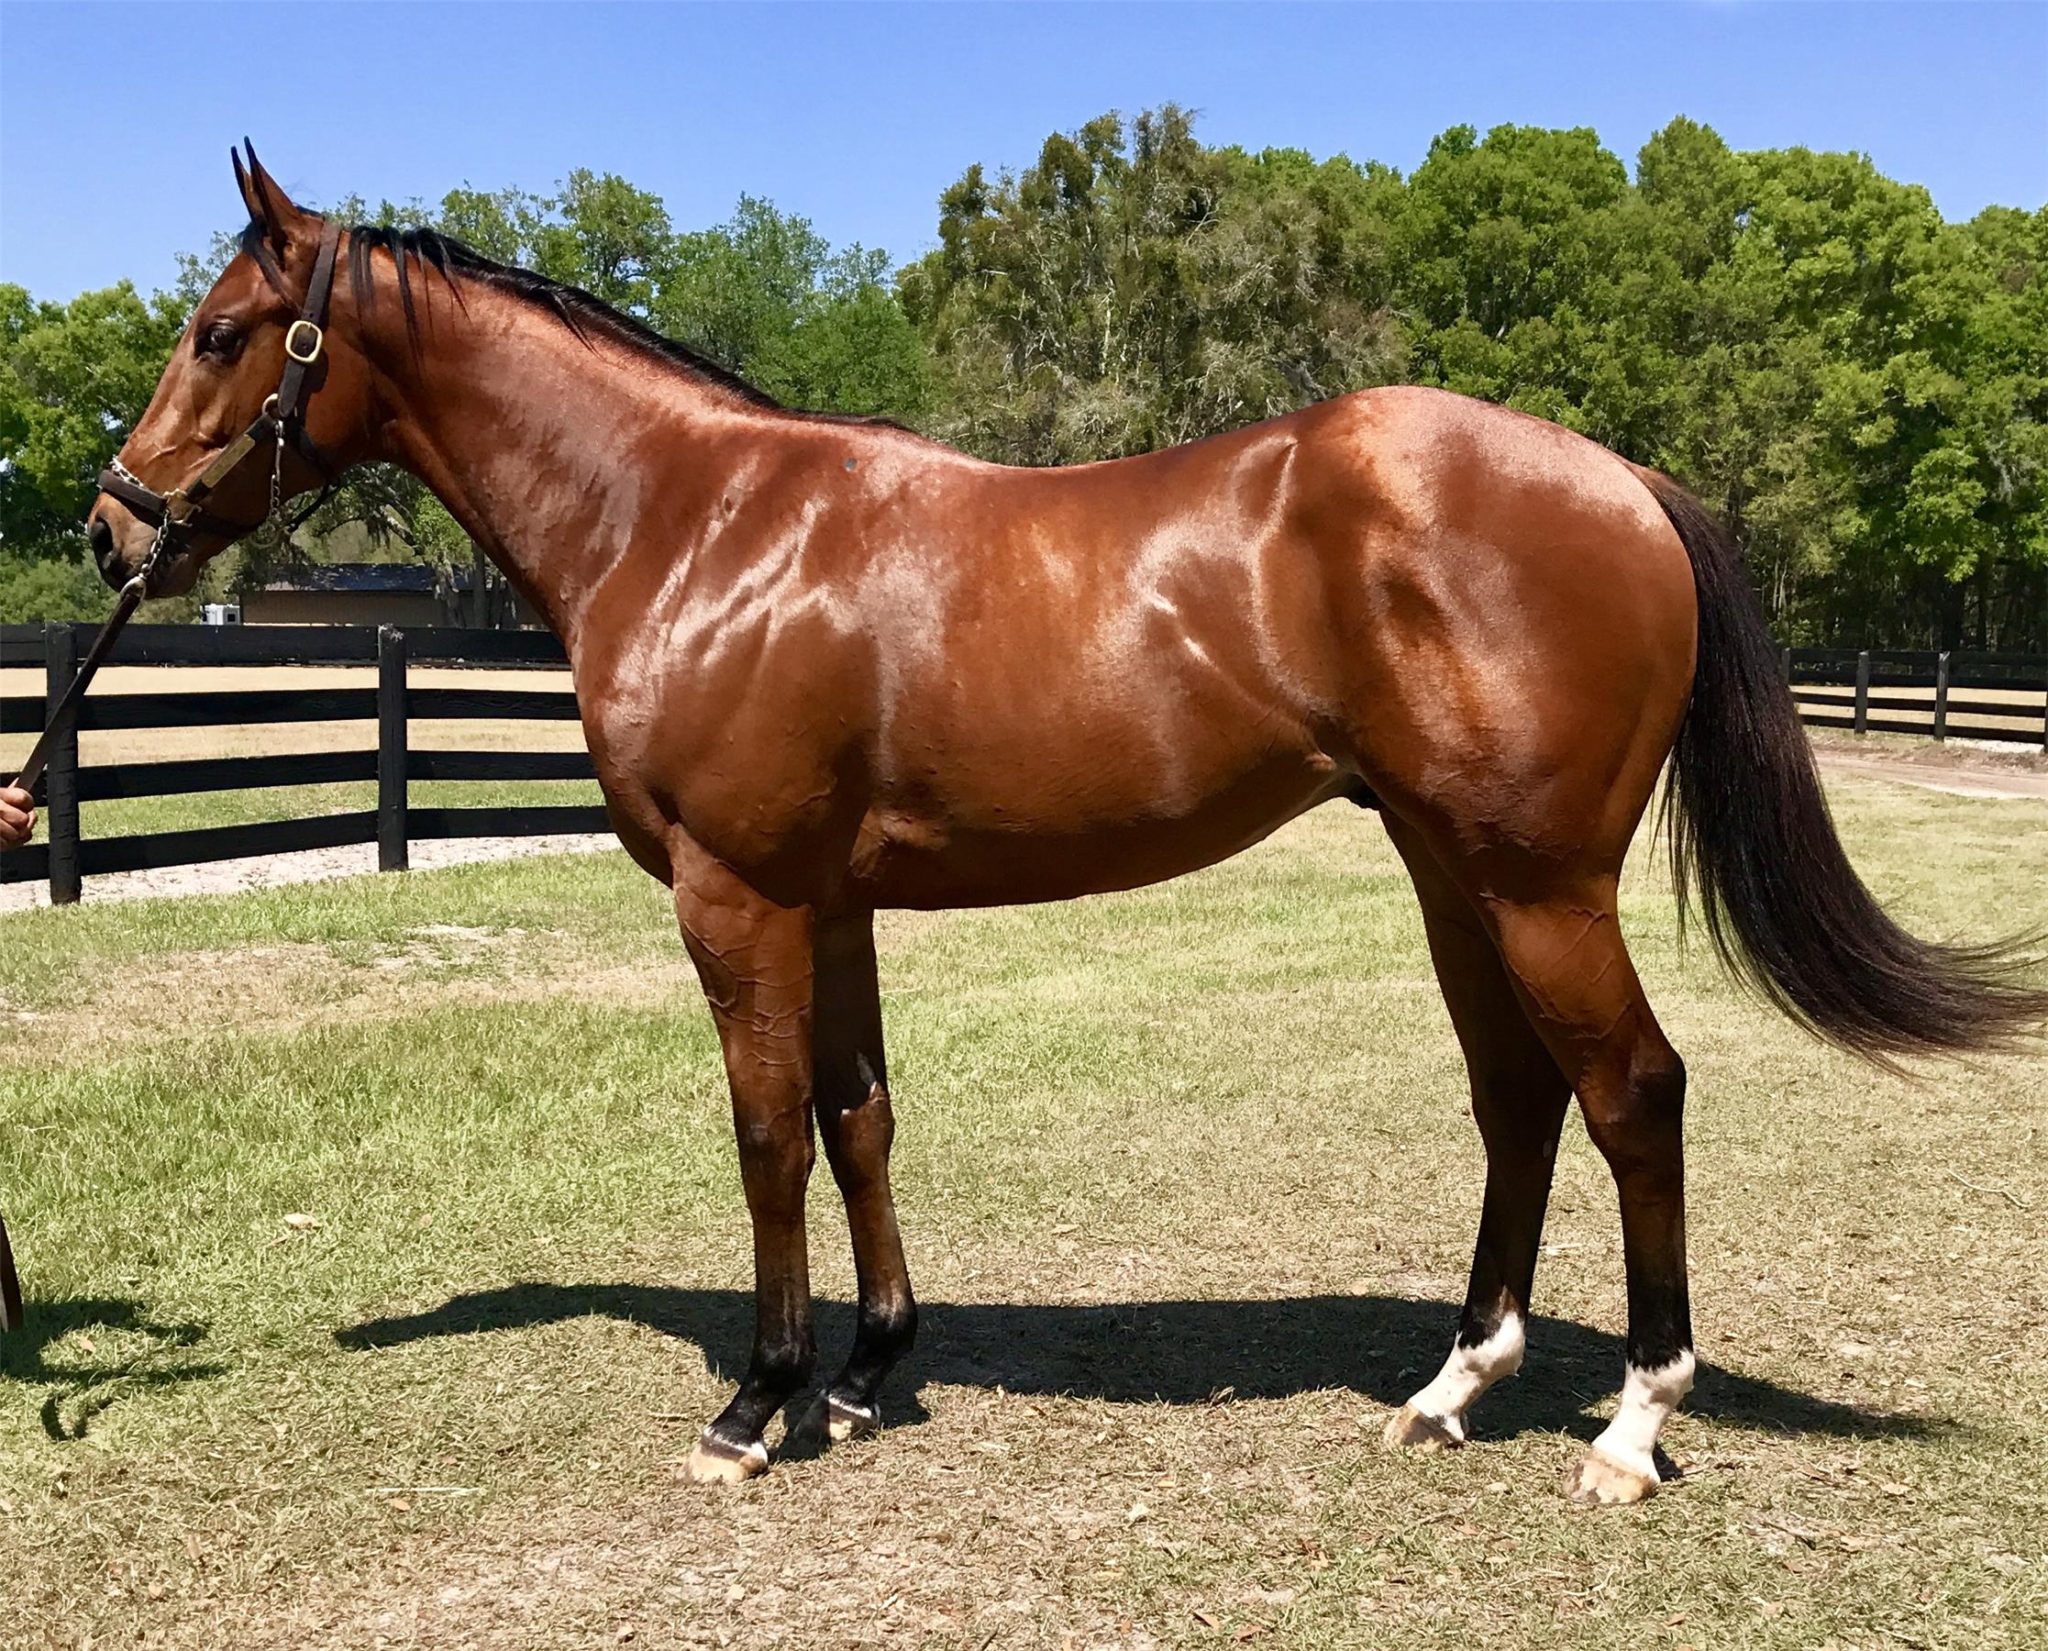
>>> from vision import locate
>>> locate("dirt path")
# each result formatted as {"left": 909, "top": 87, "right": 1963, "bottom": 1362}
{"left": 1810, "top": 743, "right": 2048, "bottom": 800}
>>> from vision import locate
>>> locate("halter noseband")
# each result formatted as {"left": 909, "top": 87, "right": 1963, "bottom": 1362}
{"left": 96, "top": 220, "right": 345, "bottom": 581}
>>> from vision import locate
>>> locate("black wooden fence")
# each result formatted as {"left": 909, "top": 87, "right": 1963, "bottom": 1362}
{"left": 4, "top": 627, "right": 2045, "bottom": 906}
{"left": 2, "top": 623, "right": 605, "bottom": 905}
{"left": 1785, "top": 647, "right": 2048, "bottom": 747}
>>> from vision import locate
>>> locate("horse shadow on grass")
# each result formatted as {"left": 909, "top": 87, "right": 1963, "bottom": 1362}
{"left": 0, "top": 1296, "right": 223, "bottom": 1440}
{"left": 335, "top": 1284, "right": 1932, "bottom": 1446}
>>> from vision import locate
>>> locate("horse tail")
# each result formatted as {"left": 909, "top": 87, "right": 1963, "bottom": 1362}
{"left": 1636, "top": 465, "right": 2048, "bottom": 1065}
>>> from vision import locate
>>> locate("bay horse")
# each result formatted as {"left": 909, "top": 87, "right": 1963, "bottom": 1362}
{"left": 87, "top": 151, "right": 2045, "bottom": 1505}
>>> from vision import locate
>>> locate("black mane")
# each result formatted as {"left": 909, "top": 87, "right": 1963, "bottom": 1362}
{"left": 340, "top": 221, "right": 792, "bottom": 413}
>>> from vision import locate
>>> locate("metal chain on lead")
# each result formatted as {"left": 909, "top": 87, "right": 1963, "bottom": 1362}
{"left": 241, "top": 394, "right": 294, "bottom": 566}
{"left": 133, "top": 511, "right": 174, "bottom": 597}
{"left": 102, "top": 458, "right": 172, "bottom": 596}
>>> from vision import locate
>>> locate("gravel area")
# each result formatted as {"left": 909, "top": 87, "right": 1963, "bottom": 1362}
{"left": 0, "top": 832, "right": 619, "bottom": 912}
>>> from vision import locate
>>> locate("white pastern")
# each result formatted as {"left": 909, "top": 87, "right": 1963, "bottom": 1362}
{"left": 825, "top": 1396, "right": 878, "bottom": 1443}
{"left": 1587, "top": 1350, "right": 1695, "bottom": 1480}
{"left": 1402, "top": 1313, "right": 1526, "bottom": 1442}
{"left": 685, "top": 1432, "right": 770, "bottom": 1485}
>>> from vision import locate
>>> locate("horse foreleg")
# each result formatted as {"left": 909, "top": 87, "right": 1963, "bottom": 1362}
{"left": 674, "top": 853, "right": 819, "bottom": 1484}
{"left": 801, "top": 908, "right": 917, "bottom": 1444}
{"left": 1383, "top": 823, "right": 1573, "bottom": 1451}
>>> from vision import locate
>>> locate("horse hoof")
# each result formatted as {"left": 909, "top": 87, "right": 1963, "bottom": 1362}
{"left": 824, "top": 1394, "right": 879, "bottom": 1443}
{"left": 1382, "top": 1405, "right": 1461, "bottom": 1453}
{"left": 685, "top": 1430, "right": 769, "bottom": 1485}
{"left": 1564, "top": 1448, "right": 1658, "bottom": 1507}
{"left": 785, "top": 1393, "right": 879, "bottom": 1454}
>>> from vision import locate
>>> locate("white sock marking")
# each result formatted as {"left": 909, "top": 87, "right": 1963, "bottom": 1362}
{"left": 1403, "top": 1313, "right": 1526, "bottom": 1442}
{"left": 1588, "top": 1351, "right": 1695, "bottom": 1480}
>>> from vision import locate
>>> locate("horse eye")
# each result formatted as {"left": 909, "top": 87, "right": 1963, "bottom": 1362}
{"left": 197, "top": 320, "right": 242, "bottom": 360}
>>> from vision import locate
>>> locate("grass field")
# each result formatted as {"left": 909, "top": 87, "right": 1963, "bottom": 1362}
{"left": 2, "top": 775, "right": 2044, "bottom": 1649}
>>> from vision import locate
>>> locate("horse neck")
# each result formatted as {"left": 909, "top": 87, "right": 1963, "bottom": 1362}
{"left": 355, "top": 274, "right": 755, "bottom": 649}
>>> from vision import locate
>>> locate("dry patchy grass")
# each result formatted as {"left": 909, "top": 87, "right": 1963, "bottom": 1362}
{"left": 1, "top": 777, "right": 2045, "bottom": 1649}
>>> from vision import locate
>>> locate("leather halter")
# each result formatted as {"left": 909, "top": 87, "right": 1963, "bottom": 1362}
{"left": 96, "top": 220, "right": 344, "bottom": 555}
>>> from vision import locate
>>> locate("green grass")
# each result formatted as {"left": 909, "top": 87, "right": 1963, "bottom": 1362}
{"left": 2, "top": 776, "right": 2045, "bottom": 1648}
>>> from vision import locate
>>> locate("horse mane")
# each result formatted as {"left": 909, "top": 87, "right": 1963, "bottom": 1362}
{"left": 336, "top": 220, "right": 890, "bottom": 423}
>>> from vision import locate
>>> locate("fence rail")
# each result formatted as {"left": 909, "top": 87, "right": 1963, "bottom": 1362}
{"left": 1785, "top": 647, "right": 2047, "bottom": 747}
{"left": 4, "top": 627, "right": 2045, "bottom": 906}
{"left": 0, "top": 623, "right": 570, "bottom": 668}
{"left": 3, "top": 622, "right": 604, "bottom": 904}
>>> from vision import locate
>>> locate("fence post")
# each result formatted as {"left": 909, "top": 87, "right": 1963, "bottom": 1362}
{"left": 1932, "top": 651, "right": 1949, "bottom": 744}
{"left": 1781, "top": 646, "right": 1792, "bottom": 683}
{"left": 1853, "top": 650, "right": 1871, "bottom": 735}
{"left": 42, "top": 623, "right": 81, "bottom": 905}
{"left": 377, "top": 625, "right": 409, "bottom": 871}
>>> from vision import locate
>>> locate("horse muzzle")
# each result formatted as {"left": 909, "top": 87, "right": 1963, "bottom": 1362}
{"left": 87, "top": 508, "right": 134, "bottom": 589}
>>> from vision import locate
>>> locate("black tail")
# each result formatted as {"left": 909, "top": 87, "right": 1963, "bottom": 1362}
{"left": 1640, "top": 467, "right": 2048, "bottom": 1066}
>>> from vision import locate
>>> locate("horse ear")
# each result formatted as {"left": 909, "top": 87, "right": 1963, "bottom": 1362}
{"left": 233, "top": 140, "right": 313, "bottom": 250}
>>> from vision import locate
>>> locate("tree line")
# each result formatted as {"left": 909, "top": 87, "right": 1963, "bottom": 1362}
{"left": 4, "top": 109, "right": 2042, "bottom": 649}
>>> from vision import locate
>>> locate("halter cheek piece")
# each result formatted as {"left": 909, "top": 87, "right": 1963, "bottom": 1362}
{"left": 96, "top": 220, "right": 345, "bottom": 577}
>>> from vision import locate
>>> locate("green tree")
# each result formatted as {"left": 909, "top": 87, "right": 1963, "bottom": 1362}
{"left": 659, "top": 199, "right": 931, "bottom": 418}
{"left": 0, "top": 280, "right": 188, "bottom": 616}
{"left": 901, "top": 107, "right": 1406, "bottom": 464}
{"left": 531, "top": 169, "right": 674, "bottom": 316}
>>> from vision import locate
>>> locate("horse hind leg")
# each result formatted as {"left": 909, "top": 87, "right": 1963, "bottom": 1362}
{"left": 1481, "top": 881, "right": 1694, "bottom": 1506}
{"left": 1381, "top": 820, "right": 1573, "bottom": 1452}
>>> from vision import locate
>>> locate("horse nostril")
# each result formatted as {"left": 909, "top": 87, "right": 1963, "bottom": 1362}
{"left": 88, "top": 514, "right": 117, "bottom": 572}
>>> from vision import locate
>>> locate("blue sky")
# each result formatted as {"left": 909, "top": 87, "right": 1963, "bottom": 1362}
{"left": 3, "top": 2, "right": 2043, "bottom": 301}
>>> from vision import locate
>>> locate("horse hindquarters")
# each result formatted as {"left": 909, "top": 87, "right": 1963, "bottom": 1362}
{"left": 1324, "top": 409, "right": 1702, "bottom": 1501}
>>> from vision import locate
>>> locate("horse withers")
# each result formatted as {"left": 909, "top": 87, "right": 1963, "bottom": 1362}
{"left": 83, "top": 149, "right": 2047, "bottom": 1505}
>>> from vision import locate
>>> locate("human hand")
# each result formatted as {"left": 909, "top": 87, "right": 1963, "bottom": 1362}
{"left": 0, "top": 785, "right": 36, "bottom": 849}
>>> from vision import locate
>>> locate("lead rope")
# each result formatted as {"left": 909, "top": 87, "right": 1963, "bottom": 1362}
{"left": 0, "top": 521, "right": 160, "bottom": 1336}
{"left": 0, "top": 399, "right": 265, "bottom": 1336}
{"left": 2, "top": 497, "right": 165, "bottom": 1332}
{"left": 4, "top": 229, "right": 341, "bottom": 1334}
{"left": 0, "top": 1216, "right": 18, "bottom": 1331}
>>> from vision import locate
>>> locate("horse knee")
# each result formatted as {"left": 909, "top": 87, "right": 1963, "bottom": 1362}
{"left": 737, "top": 1110, "right": 815, "bottom": 1168}
{"left": 819, "top": 1082, "right": 896, "bottom": 1189}
{"left": 1629, "top": 1041, "right": 1686, "bottom": 1119}
{"left": 734, "top": 1113, "right": 816, "bottom": 1217}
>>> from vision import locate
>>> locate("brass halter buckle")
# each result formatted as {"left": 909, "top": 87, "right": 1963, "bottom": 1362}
{"left": 284, "top": 319, "right": 324, "bottom": 364}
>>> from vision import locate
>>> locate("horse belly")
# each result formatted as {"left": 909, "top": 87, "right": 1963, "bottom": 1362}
{"left": 855, "top": 748, "right": 1343, "bottom": 909}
